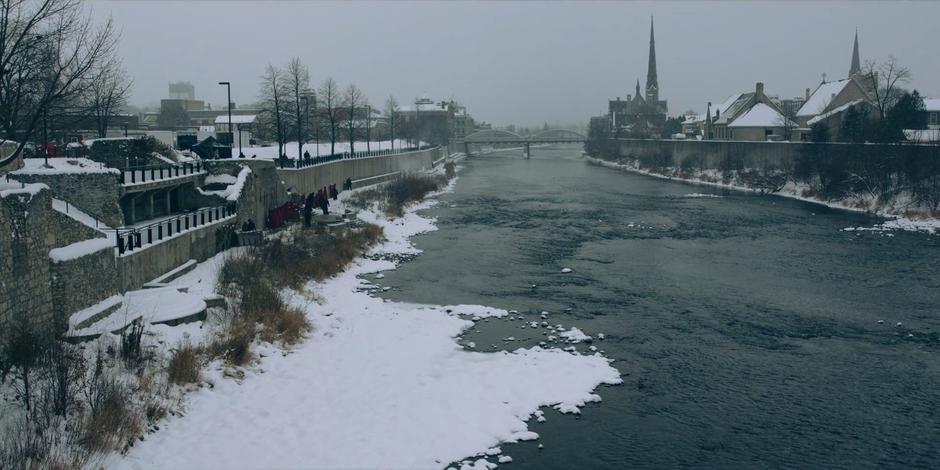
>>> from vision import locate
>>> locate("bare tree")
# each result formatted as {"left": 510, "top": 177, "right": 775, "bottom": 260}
{"left": 775, "top": 101, "right": 798, "bottom": 141}
{"left": 259, "top": 64, "right": 287, "bottom": 157}
{"left": 864, "top": 56, "right": 911, "bottom": 121}
{"left": 284, "top": 57, "right": 310, "bottom": 160}
{"left": 385, "top": 95, "right": 398, "bottom": 150}
{"left": 0, "top": 0, "right": 119, "bottom": 170}
{"left": 318, "top": 77, "right": 341, "bottom": 155}
{"left": 84, "top": 57, "right": 132, "bottom": 138}
{"left": 344, "top": 83, "right": 363, "bottom": 154}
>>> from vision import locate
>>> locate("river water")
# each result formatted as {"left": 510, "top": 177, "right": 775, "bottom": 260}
{"left": 379, "top": 145, "right": 940, "bottom": 469}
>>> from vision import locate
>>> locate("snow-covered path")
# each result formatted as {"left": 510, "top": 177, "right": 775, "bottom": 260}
{"left": 115, "top": 188, "right": 621, "bottom": 470}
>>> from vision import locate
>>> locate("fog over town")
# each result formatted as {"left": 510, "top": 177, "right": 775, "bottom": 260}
{"left": 101, "top": 1, "right": 940, "bottom": 127}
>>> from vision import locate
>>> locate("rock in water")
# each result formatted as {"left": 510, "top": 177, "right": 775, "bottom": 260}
{"left": 561, "top": 268, "right": 573, "bottom": 273}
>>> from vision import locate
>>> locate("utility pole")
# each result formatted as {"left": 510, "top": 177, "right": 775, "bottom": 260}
{"left": 310, "top": 93, "right": 319, "bottom": 157}
{"left": 299, "top": 94, "right": 308, "bottom": 161}
{"left": 415, "top": 99, "right": 421, "bottom": 148}
{"left": 218, "top": 81, "right": 232, "bottom": 157}
{"left": 366, "top": 104, "right": 371, "bottom": 152}
{"left": 43, "top": 107, "right": 49, "bottom": 167}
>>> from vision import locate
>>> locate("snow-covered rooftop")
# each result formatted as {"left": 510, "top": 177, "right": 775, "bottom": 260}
{"left": 710, "top": 93, "right": 743, "bottom": 119}
{"left": 807, "top": 99, "right": 864, "bottom": 126}
{"left": 397, "top": 104, "right": 448, "bottom": 113}
{"left": 728, "top": 102, "right": 793, "bottom": 128}
{"left": 797, "top": 79, "right": 852, "bottom": 117}
{"left": 214, "top": 114, "right": 257, "bottom": 124}
{"left": 11, "top": 157, "right": 119, "bottom": 175}
{"left": 923, "top": 98, "right": 940, "bottom": 112}
{"left": 903, "top": 129, "right": 940, "bottom": 143}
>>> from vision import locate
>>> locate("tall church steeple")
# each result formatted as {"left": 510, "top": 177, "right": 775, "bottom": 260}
{"left": 645, "top": 16, "right": 659, "bottom": 103}
{"left": 849, "top": 29, "right": 861, "bottom": 78}
{"left": 635, "top": 79, "right": 641, "bottom": 100}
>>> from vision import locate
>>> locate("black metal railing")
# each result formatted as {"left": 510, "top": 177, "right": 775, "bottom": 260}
{"left": 278, "top": 145, "right": 436, "bottom": 169}
{"left": 121, "top": 162, "right": 205, "bottom": 185}
{"left": 113, "top": 203, "right": 235, "bottom": 254}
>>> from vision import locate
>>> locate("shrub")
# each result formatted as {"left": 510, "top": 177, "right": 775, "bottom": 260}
{"left": 348, "top": 174, "right": 448, "bottom": 218}
{"left": 80, "top": 371, "right": 140, "bottom": 453}
{"left": 207, "top": 317, "right": 255, "bottom": 367}
{"left": 261, "top": 306, "right": 311, "bottom": 346}
{"left": 120, "top": 321, "right": 145, "bottom": 367}
{"left": 167, "top": 343, "right": 201, "bottom": 385}
{"left": 217, "top": 250, "right": 264, "bottom": 292}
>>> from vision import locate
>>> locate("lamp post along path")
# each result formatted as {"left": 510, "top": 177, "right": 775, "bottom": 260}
{"left": 219, "top": 81, "right": 232, "bottom": 156}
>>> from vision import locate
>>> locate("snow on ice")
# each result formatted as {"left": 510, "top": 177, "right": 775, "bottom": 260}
{"left": 113, "top": 174, "right": 621, "bottom": 470}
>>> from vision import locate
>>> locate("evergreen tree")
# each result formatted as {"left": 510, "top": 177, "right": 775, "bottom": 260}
{"left": 809, "top": 122, "right": 829, "bottom": 143}
{"left": 839, "top": 105, "right": 869, "bottom": 143}
{"left": 889, "top": 90, "right": 926, "bottom": 131}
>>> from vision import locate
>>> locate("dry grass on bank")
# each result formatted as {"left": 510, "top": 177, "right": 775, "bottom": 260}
{"left": 210, "top": 224, "right": 385, "bottom": 366}
{"left": 350, "top": 170, "right": 452, "bottom": 218}
{"left": 167, "top": 343, "right": 201, "bottom": 385}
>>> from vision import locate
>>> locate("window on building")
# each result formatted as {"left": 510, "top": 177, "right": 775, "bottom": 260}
{"left": 930, "top": 112, "right": 938, "bottom": 126}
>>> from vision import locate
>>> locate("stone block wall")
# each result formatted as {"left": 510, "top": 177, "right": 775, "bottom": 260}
{"left": 614, "top": 138, "right": 801, "bottom": 172}
{"left": 49, "top": 208, "right": 102, "bottom": 245}
{"left": 206, "top": 159, "right": 288, "bottom": 228}
{"left": 13, "top": 172, "right": 124, "bottom": 227}
{"left": 0, "top": 186, "right": 55, "bottom": 335}
{"left": 276, "top": 147, "right": 441, "bottom": 197}
{"left": 50, "top": 248, "right": 118, "bottom": 323}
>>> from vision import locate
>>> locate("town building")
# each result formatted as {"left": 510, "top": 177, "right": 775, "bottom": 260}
{"left": 794, "top": 31, "right": 876, "bottom": 141}
{"left": 704, "top": 82, "right": 795, "bottom": 141}
{"left": 608, "top": 17, "right": 668, "bottom": 137}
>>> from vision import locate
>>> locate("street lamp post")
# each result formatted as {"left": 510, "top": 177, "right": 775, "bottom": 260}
{"left": 414, "top": 99, "right": 421, "bottom": 149}
{"left": 236, "top": 123, "right": 243, "bottom": 156}
{"left": 218, "top": 81, "right": 232, "bottom": 157}
{"left": 122, "top": 124, "right": 128, "bottom": 137}
{"left": 366, "top": 104, "right": 371, "bottom": 152}
{"left": 300, "top": 94, "right": 309, "bottom": 161}
{"left": 43, "top": 107, "right": 49, "bottom": 167}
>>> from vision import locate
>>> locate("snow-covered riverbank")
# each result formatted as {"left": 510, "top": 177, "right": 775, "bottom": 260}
{"left": 113, "top": 175, "right": 622, "bottom": 469}
{"left": 584, "top": 155, "right": 940, "bottom": 235}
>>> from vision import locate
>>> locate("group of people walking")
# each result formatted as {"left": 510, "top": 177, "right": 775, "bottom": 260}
{"left": 303, "top": 183, "right": 341, "bottom": 227}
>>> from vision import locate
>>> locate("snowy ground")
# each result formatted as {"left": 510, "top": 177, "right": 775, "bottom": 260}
{"left": 111, "top": 172, "right": 622, "bottom": 470}
{"left": 585, "top": 155, "right": 940, "bottom": 235}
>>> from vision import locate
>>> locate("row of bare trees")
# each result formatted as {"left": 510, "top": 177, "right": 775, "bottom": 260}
{"left": 256, "top": 57, "right": 412, "bottom": 159}
{"left": 0, "top": 0, "right": 132, "bottom": 169}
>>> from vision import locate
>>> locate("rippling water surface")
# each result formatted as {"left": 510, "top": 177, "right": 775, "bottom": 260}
{"left": 379, "top": 146, "right": 940, "bottom": 469}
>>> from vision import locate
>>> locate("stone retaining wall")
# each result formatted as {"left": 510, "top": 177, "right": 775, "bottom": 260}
{"left": 116, "top": 218, "right": 234, "bottom": 291}
{"left": 0, "top": 186, "right": 55, "bottom": 334}
{"left": 275, "top": 147, "right": 441, "bottom": 196}
{"left": 13, "top": 172, "right": 124, "bottom": 227}
{"left": 51, "top": 248, "right": 118, "bottom": 321}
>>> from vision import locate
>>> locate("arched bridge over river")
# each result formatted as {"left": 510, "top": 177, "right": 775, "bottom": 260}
{"left": 461, "top": 129, "right": 587, "bottom": 158}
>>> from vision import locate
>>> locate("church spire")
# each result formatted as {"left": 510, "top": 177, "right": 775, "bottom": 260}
{"left": 849, "top": 29, "right": 861, "bottom": 77}
{"left": 635, "top": 79, "right": 641, "bottom": 99}
{"left": 645, "top": 16, "right": 659, "bottom": 103}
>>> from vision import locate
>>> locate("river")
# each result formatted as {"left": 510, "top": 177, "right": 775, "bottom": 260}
{"left": 379, "top": 145, "right": 940, "bottom": 469}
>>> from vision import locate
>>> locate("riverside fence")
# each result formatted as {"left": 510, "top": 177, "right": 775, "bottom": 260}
{"left": 111, "top": 204, "right": 236, "bottom": 255}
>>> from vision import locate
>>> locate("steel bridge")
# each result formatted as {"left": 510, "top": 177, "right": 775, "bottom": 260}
{"left": 461, "top": 129, "right": 587, "bottom": 158}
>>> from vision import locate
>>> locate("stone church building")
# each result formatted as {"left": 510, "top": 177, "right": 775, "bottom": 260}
{"left": 608, "top": 18, "right": 668, "bottom": 137}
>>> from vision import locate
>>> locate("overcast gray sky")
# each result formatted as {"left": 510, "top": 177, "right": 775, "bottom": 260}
{"left": 94, "top": 0, "right": 940, "bottom": 128}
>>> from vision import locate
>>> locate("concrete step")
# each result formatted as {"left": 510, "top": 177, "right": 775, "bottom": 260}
{"left": 143, "top": 259, "right": 198, "bottom": 288}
